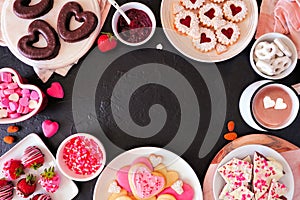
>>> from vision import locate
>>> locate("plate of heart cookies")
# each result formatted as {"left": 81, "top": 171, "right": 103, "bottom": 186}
{"left": 161, "top": 0, "right": 258, "bottom": 62}
{"left": 93, "top": 147, "right": 202, "bottom": 200}
{"left": 0, "top": 0, "right": 101, "bottom": 69}
{"left": 213, "top": 144, "right": 294, "bottom": 200}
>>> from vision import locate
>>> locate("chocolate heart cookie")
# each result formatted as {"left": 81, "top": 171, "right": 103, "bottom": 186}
{"left": 13, "top": 0, "right": 53, "bottom": 19}
{"left": 57, "top": 2, "right": 98, "bottom": 43}
{"left": 18, "top": 20, "right": 61, "bottom": 60}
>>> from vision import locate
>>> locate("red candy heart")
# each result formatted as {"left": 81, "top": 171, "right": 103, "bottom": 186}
{"left": 221, "top": 28, "right": 234, "bottom": 39}
{"left": 180, "top": 16, "right": 191, "bottom": 28}
{"left": 46, "top": 82, "right": 64, "bottom": 98}
{"left": 42, "top": 119, "right": 59, "bottom": 138}
{"left": 230, "top": 4, "right": 242, "bottom": 16}
{"left": 200, "top": 33, "right": 211, "bottom": 43}
{"left": 204, "top": 8, "right": 215, "bottom": 19}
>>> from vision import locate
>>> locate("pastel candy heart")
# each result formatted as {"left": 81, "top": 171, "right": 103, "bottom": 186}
{"left": 46, "top": 82, "right": 64, "bottom": 98}
{"left": 128, "top": 164, "right": 166, "bottom": 199}
{"left": 117, "top": 166, "right": 132, "bottom": 193}
{"left": 42, "top": 119, "right": 59, "bottom": 138}
{"left": 159, "top": 182, "right": 194, "bottom": 200}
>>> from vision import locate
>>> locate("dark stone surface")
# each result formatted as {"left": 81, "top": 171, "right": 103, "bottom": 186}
{"left": 1, "top": 0, "right": 300, "bottom": 199}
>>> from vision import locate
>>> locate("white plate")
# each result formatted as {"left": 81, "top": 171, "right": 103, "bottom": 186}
{"left": 1, "top": 0, "right": 101, "bottom": 69}
{"left": 160, "top": 0, "right": 258, "bottom": 63}
{"left": 213, "top": 144, "right": 294, "bottom": 200}
{"left": 0, "top": 133, "right": 78, "bottom": 200}
{"left": 93, "top": 147, "right": 203, "bottom": 200}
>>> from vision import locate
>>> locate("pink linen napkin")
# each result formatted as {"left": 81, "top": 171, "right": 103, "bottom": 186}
{"left": 203, "top": 149, "right": 300, "bottom": 200}
{"left": 256, "top": 0, "right": 300, "bottom": 59}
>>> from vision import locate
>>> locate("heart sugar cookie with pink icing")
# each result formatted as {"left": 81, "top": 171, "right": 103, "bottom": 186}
{"left": 128, "top": 163, "right": 166, "bottom": 199}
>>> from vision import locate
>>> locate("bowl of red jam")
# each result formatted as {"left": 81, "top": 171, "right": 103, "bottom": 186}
{"left": 112, "top": 2, "right": 156, "bottom": 46}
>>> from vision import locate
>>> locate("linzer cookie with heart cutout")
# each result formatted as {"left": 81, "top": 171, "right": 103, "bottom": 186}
{"left": 13, "top": 0, "right": 53, "bottom": 19}
{"left": 192, "top": 27, "right": 217, "bottom": 52}
{"left": 108, "top": 154, "right": 195, "bottom": 200}
{"left": 181, "top": 0, "right": 205, "bottom": 10}
{"left": 216, "top": 22, "right": 240, "bottom": 45}
{"left": 223, "top": 0, "right": 248, "bottom": 22}
{"left": 174, "top": 10, "right": 199, "bottom": 35}
{"left": 198, "top": 3, "right": 223, "bottom": 28}
{"left": 57, "top": 1, "right": 98, "bottom": 43}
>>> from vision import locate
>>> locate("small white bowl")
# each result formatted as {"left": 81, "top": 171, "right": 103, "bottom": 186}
{"left": 111, "top": 2, "right": 156, "bottom": 46}
{"left": 250, "top": 32, "right": 298, "bottom": 80}
{"left": 56, "top": 133, "right": 106, "bottom": 182}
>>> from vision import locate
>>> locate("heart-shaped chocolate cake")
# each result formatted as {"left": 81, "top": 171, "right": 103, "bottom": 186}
{"left": 57, "top": 1, "right": 98, "bottom": 43}
{"left": 13, "top": 0, "right": 53, "bottom": 19}
{"left": 17, "top": 20, "right": 61, "bottom": 60}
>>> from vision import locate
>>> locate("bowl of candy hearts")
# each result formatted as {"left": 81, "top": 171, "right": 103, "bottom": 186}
{"left": 0, "top": 67, "right": 45, "bottom": 124}
{"left": 250, "top": 32, "right": 298, "bottom": 80}
{"left": 56, "top": 133, "right": 106, "bottom": 182}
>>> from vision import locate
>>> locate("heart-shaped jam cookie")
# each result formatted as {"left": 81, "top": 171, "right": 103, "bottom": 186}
{"left": 181, "top": 0, "right": 205, "bottom": 9}
{"left": 174, "top": 10, "right": 199, "bottom": 35}
{"left": 13, "top": 0, "right": 53, "bottom": 19}
{"left": 57, "top": 2, "right": 98, "bottom": 43}
{"left": 216, "top": 22, "right": 240, "bottom": 45}
{"left": 192, "top": 27, "right": 216, "bottom": 52}
{"left": 128, "top": 164, "right": 166, "bottom": 199}
{"left": 199, "top": 3, "right": 222, "bottom": 27}
{"left": 223, "top": 0, "right": 247, "bottom": 22}
{"left": 18, "top": 19, "right": 61, "bottom": 60}
{"left": 0, "top": 68, "right": 45, "bottom": 124}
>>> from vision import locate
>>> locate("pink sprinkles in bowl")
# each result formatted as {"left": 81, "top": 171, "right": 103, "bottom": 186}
{"left": 62, "top": 136, "right": 103, "bottom": 175}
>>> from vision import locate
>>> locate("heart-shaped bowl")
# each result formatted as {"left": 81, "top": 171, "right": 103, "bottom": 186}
{"left": 0, "top": 67, "right": 45, "bottom": 124}
{"left": 56, "top": 133, "right": 106, "bottom": 182}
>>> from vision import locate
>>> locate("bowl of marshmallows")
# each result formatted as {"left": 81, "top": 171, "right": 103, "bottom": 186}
{"left": 250, "top": 32, "right": 298, "bottom": 80}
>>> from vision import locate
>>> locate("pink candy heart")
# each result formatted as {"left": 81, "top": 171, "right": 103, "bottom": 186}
{"left": 42, "top": 119, "right": 59, "bottom": 138}
{"left": 46, "top": 82, "right": 64, "bottom": 98}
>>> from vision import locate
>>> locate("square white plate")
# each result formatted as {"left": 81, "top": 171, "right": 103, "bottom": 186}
{"left": 0, "top": 133, "right": 78, "bottom": 200}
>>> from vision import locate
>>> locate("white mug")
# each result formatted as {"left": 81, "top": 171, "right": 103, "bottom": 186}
{"left": 239, "top": 80, "right": 299, "bottom": 131}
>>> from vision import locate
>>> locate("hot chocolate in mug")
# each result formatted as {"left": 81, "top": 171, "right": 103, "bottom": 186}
{"left": 239, "top": 80, "right": 299, "bottom": 131}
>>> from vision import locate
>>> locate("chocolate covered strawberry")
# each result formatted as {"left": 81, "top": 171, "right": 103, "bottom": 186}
{"left": 0, "top": 178, "right": 14, "bottom": 200}
{"left": 39, "top": 166, "right": 60, "bottom": 193}
{"left": 2, "top": 159, "right": 24, "bottom": 180}
{"left": 31, "top": 193, "right": 52, "bottom": 200}
{"left": 21, "top": 146, "right": 45, "bottom": 169}
{"left": 16, "top": 174, "right": 36, "bottom": 198}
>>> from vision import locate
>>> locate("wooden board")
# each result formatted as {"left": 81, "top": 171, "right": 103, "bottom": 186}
{"left": 203, "top": 134, "right": 299, "bottom": 200}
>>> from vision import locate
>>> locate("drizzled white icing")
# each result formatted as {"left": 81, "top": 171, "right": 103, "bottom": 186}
{"left": 21, "top": 146, "right": 44, "bottom": 168}
{"left": 0, "top": 182, "right": 13, "bottom": 200}
{"left": 34, "top": 194, "right": 52, "bottom": 200}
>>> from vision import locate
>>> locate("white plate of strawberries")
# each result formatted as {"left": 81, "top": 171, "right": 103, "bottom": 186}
{"left": 0, "top": 133, "right": 78, "bottom": 199}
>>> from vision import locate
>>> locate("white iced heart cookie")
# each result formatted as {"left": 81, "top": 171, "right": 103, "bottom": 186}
{"left": 108, "top": 181, "right": 121, "bottom": 194}
{"left": 149, "top": 154, "right": 163, "bottom": 167}
{"left": 274, "top": 98, "right": 287, "bottom": 110}
{"left": 263, "top": 96, "right": 275, "bottom": 109}
{"left": 171, "top": 180, "right": 184, "bottom": 195}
